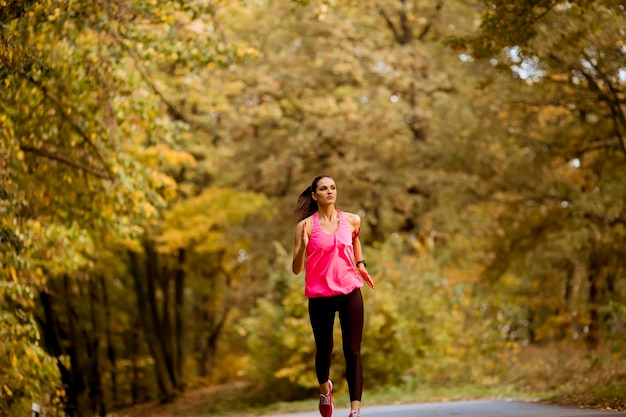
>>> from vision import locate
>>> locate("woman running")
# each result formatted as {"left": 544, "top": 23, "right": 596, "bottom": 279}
{"left": 292, "top": 174, "right": 375, "bottom": 417}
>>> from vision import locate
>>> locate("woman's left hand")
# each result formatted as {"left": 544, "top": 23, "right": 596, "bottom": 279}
{"left": 358, "top": 265, "right": 375, "bottom": 289}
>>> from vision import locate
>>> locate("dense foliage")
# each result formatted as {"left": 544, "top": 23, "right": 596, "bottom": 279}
{"left": 1, "top": 0, "right": 624, "bottom": 416}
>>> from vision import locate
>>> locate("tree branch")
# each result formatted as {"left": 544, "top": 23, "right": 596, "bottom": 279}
{"left": 579, "top": 69, "right": 626, "bottom": 156}
{"left": 418, "top": 0, "right": 442, "bottom": 41}
{"left": 20, "top": 145, "right": 113, "bottom": 180}
{"left": 377, "top": 4, "right": 403, "bottom": 45}
{"left": 25, "top": 76, "right": 114, "bottom": 178}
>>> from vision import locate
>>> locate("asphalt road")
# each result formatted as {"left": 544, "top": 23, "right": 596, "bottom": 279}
{"left": 278, "top": 400, "right": 622, "bottom": 417}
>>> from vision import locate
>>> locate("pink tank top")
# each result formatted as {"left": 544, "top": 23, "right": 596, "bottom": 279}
{"left": 304, "top": 211, "right": 363, "bottom": 298}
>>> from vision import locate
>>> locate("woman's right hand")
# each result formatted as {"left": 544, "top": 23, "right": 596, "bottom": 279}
{"left": 358, "top": 265, "right": 375, "bottom": 289}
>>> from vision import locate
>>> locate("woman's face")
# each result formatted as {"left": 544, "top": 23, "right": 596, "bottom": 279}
{"left": 313, "top": 177, "right": 337, "bottom": 205}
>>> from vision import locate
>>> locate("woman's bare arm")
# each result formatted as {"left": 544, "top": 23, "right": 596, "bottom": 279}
{"left": 346, "top": 212, "right": 375, "bottom": 289}
{"left": 292, "top": 219, "right": 309, "bottom": 274}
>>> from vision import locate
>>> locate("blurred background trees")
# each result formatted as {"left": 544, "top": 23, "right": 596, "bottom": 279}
{"left": 1, "top": 0, "right": 624, "bottom": 416}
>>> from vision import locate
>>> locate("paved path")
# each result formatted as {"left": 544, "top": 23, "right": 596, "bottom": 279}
{"left": 278, "top": 400, "right": 622, "bottom": 417}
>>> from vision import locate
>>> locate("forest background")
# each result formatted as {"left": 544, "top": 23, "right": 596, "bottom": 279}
{"left": 1, "top": 0, "right": 625, "bottom": 416}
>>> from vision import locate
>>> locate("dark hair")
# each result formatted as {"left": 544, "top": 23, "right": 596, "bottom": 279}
{"left": 294, "top": 174, "right": 334, "bottom": 222}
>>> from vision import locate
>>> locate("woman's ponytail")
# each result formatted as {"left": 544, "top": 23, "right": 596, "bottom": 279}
{"left": 294, "top": 186, "right": 316, "bottom": 222}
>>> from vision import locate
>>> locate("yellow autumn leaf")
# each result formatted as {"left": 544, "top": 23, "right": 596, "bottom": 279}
{"left": 26, "top": 348, "right": 42, "bottom": 367}
{"left": 3, "top": 385, "right": 12, "bottom": 396}
{"left": 9, "top": 266, "right": 18, "bottom": 283}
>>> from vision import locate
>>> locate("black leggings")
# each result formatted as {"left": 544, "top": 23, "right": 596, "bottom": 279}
{"left": 308, "top": 288, "right": 364, "bottom": 402}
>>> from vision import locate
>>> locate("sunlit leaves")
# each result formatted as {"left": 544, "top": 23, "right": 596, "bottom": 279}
{"left": 156, "top": 187, "right": 270, "bottom": 254}
{"left": 0, "top": 0, "right": 252, "bottom": 245}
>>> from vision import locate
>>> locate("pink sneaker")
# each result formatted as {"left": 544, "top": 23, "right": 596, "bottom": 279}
{"left": 349, "top": 410, "right": 360, "bottom": 417}
{"left": 319, "top": 380, "right": 333, "bottom": 417}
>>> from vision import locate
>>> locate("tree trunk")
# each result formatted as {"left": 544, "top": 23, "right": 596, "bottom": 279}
{"left": 63, "top": 275, "right": 91, "bottom": 417}
{"left": 174, "top": 248, "right": 186, "bottom": 389}
{"left": 586, "top": 253, "right": 602, "bottom": 349}
{"left": 100, "top": 275, "right": 119, "bottom": 407}
{"left": 561, "top": 261, "right": 575, "bottom": 339}
{"left": 201, "top": 316, "right": 226, "bottom": 376}
{"left": 37, "top": 290, "right": 74, "bottom": 415}
{"left": 129, "top": 322, "right": 141, "bottom": 404}
{"left": 84, "top": 276, "right": 105, "bottom": 416}
{"left": 145, "top": 240, "right": 180, "bottom": 389}
{"left": 128, "top": 250, "right": 177, "bottom": 401}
